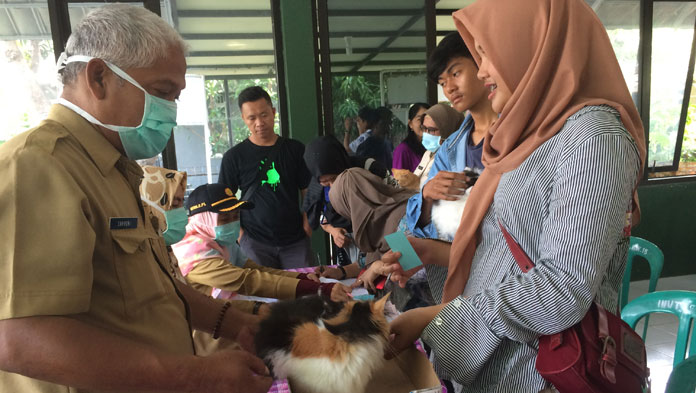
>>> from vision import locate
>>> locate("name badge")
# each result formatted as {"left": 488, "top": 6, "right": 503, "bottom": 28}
{"left": 110, "top": 217, "right": 138, "bottom": 230}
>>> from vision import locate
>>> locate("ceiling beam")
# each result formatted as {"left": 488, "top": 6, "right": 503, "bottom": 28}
{"left": 186, "top": 47, "right": 427, "bottom": 57}
{"left": 339, "top": 60, "right": 425, "bottom": 68}
{"left": 188, "top": 50, "right": 275, "bottom": 57}
{"left": 187, "top": 60, "right": 424, "bottom": 70}
{"left": 327, "top": 9, "right": 422, "bottom": 17}
{"left": 435, "top": 9, "right": 458, "bottom": 16}
{"left": 181, "top": 33, "right": 274, "bottom": 40}
{"left": 329, "top": 30, "right": 424, "bottom": 38}
{"left": 177, "top": 9, "right": 271, "bottom": 18}
{"left": 186, "top": 63, "right": 275, "bottom": 69}
{"left": 350, "top": 10, "right": 425, "bottom": 72}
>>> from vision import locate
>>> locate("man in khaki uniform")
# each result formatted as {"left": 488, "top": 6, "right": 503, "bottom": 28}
{"left": 0, "top": 5, "right": 271, "bottom": 393}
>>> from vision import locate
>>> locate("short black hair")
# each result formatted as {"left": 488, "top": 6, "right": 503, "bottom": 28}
{"left": 237, "top": 86, "right": 273, "bottom": 110}
{"left": 357, "top": 106, "right": 380, "bottom": 129}
{"left": 427, "top": 32, "right": 473, "bottom": 83}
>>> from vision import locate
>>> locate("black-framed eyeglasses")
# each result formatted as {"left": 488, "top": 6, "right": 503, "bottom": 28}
{"left": 420, "top": 124, "right": 439, "bottom": 134}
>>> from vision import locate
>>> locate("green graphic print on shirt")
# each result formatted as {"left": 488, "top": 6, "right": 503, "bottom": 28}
{"left": 259, "top": 159, "right": 280, "bottom": 191}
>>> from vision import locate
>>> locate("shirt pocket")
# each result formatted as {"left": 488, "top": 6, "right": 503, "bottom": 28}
{"left": 111, "top": 228, "right": 169, "bottom": 317}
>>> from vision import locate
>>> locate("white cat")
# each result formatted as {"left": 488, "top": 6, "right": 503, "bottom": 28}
{"left": 431, "top": 187, "right": 471, "bottom": 241}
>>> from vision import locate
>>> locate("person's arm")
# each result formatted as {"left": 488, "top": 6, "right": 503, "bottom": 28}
{"left": 300, "top": 188, "right": 312, "bottom": 238}
{"left": 320, "top": 222, "right": 350, "bottom": 248}
{"left": 381, "top": 238, "right": 451, "bottom": 287}
{"left": 420, "top": 131, "right": 641, "bottom": 384}
{"left": 0, "top": 316, "right": 272, "bottom": 393}
{"left": 242, "top": 259, "right": 303, "bottom": 278}
{"left": 186, "top": 257, "right": 298, "bottom": 300}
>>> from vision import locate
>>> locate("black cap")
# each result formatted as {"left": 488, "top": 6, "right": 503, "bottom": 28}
{"left": 186, "top": 183, "right": 254, "bottom": 216}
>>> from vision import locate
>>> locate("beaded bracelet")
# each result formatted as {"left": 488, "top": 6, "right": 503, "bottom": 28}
{"left": 337, "top": 265, "right": 347, "bottom": 280}
{"left": 212, "top": 301, "right": 231, "bottom": 339}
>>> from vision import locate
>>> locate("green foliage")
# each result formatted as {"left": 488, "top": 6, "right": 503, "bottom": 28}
{"left": 204, "top": 78, "right": 279, "bottom": 156}
{"left": 331, "top": 75, "right": 381, "bottom": 138}
{"left": 683, "top": 88, "right": 696, "bottom": 163}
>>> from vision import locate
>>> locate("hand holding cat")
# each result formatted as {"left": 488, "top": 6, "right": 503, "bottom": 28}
{"left": 423, "top": 170, "right": 472, "bottom": 201}
{"left": 387, "top": 303, "right": 447, "bottom": 359}
{"left": 193, "top": 349, "right": 272, "bottom": 393}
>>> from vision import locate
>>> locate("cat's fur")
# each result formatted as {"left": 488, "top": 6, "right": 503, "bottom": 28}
{"left": 431, "top": 187, "right": 470, "bottom": 240}
{"left": 255, "top": 294, "right": 390, "bottom": 393}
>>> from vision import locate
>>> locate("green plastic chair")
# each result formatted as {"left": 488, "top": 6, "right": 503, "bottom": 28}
{"left": 665, "top": 356, "right": 696, "bottom": 393}
{"left": 621, "top": 290, "right": 696, "bottom": 367}
{"left": 620, "top": 236, "right": 664, "bottom": 338}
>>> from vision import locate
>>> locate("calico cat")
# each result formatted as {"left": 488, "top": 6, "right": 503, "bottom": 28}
{"left": 255, "top": 294, "right": 390, "bottom": 393}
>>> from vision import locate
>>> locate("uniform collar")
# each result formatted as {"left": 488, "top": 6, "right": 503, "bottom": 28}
{"left": 48, "top": 103, "right": 123, "bottom": 177}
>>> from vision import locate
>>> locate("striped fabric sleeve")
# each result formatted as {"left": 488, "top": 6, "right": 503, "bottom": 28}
{"left": 422, "top": 117, "right": 641, "bottom": 386}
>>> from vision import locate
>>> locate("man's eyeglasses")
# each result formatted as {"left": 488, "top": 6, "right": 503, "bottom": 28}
{"left": 420, "top": 124, "right": 439, "bottom": 134}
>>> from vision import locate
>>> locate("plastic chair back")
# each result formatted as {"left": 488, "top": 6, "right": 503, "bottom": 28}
{"left": 621, "top": 290, "right": 696, "bottom": 367}
{"left": 665, "top": 356, "right": 696, "bottom": 393}
{"left": 620, "top": 236, "right": 665, "bottom": 310}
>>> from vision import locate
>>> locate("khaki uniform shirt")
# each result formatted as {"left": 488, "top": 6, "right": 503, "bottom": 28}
{"left": 0, "top": 105, "right": 194, "bottom": 393}
{"left": 185, "top": 258, "right": 300, "bottom": 300}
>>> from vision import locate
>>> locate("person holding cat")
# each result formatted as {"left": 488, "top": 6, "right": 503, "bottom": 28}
{"left": 171, "top": 183, "right": 352, "bottom": 303}
{"left": 318, "top": 104, "right": 466, "bottom": 292}
{"left": 405, "top": 31, "right": 497, "bottom": 242}
{"left": 385, "top": 0, "right": 646, "bottom": 392}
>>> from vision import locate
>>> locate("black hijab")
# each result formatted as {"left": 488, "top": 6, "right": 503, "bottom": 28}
{"left": 303, "top": 135, "right": 352, "bottom": 178}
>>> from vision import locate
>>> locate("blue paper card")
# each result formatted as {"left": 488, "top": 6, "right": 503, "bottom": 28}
{"left": 384, "top": 231, "right": 423, "bottom": 271}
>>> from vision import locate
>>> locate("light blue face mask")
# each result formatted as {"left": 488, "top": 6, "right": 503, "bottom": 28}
{"left": 57, "top": 55, "right": 177, "bottom": 160}
{"left": 215, "top": 220, "right": 241, "bottom": 248}
{"left": 421, "top": 132, "right": 441, "bottom": 152}
{"left": 143, "top": 199, "right": 188, "bottom": 246}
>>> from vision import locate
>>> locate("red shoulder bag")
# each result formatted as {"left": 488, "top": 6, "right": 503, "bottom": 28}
{"left": 498, "top": 220, "right": 650, "bottom": 393}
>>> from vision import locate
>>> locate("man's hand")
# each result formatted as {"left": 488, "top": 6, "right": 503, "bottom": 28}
{"left": 422, "top": 171, "right": 473, "bottom": 201}
{"left": 193, "top": 350, "right": 273, "bottom": 393}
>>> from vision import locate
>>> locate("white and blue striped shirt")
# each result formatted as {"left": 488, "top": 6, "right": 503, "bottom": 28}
{"left": 422, "top": 105, "right": 641, "bottom": 393}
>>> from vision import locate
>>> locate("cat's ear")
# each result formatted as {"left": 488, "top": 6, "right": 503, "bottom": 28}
{"left": 371, "top": 292, "right": 391, "bottom": 314}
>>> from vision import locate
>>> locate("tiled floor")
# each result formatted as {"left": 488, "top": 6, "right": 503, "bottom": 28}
{"left": 625, "top": 274, "right": 696, "bottom": 393}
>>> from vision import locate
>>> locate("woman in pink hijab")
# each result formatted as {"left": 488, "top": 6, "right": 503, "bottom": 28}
{"left": 386, "top": 0, "right": 646, "bottom": 391}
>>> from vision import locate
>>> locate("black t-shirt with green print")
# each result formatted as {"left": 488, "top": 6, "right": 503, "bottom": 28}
{"left": 218, "top": 137, "right": 311, "bottom": 246}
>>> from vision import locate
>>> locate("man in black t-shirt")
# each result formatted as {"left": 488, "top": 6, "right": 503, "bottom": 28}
{"left": 218, "top": 86, "right": 312, "bottom": 269}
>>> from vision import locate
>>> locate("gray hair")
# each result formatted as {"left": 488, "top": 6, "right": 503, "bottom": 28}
{"left": 61, "top": 4, "right": 187, "bottom": 85}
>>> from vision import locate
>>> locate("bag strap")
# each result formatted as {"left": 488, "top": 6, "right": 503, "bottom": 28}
{"left": 597, "top": 304, "right": 618, "bottom": 383}
{"left": 498, "top": 219, "right": 620, "bottom": 383}
{"left": 498, "top": 220, "right": 535, "bottom": 272}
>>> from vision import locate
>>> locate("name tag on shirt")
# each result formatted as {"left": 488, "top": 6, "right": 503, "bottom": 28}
{"left": 110, "top": 217, "right": 138, "bottom": 230}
